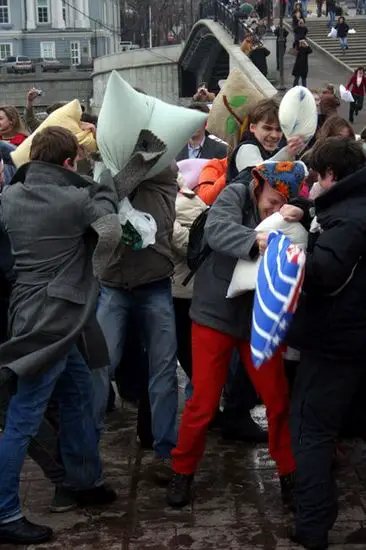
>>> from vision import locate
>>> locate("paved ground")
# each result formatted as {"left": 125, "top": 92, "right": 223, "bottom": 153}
{"left": 4, "top": 401, "right": 366, "bottom": 550}
{"left": 282, "top": 30, "right": 366, "bottom": 133}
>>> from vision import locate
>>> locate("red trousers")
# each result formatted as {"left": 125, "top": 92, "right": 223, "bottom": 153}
{"left": 172, "top": 323, "right": 296, "bottom": 477}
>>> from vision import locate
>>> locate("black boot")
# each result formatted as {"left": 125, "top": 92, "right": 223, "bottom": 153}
{"left": 221, "top": 410, "right": 268, "bottom": 443}
{"left": 280, "top": 471, "right": 296, "bottom": 510}
{"left": 0, "top": 517, "right": 53, "bottom": 545}
{"left": 288, "top": 526, "right": 328, "bottom": 549}
{"left": 167, "top": 473, "right": 194, "bottom": 508}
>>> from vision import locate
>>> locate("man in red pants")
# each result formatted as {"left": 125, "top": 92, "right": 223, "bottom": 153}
{"left": 167, "top": 158, "right": 307, "bottom": 508}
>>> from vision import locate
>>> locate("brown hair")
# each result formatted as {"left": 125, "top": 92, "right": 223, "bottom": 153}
{"left": 0, "top": 105, "right": 28, "bottom": 136}
{"left": 317, "top": 115, "right": 355, "bottom": 140}
{"left": 30, "top": 126, "right": 78, "bottom": 166}
{"left": 248, "top": 97, "right": 280, "bottom": 125}
{"left": 310, "top": 137, "right": 365, "bottom": 181}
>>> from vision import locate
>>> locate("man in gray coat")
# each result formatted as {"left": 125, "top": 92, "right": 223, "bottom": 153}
{"left": 0, "top": 127, "right": 118, "bottom": 546}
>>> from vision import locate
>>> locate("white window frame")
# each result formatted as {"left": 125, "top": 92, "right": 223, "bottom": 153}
{"left": 40, "top": 41, "right": 55, "bottom": 58}
{"left": 37, "top": 0, "right": 49, "bottom": 24}
{"left": 70, "top": 41, "right": 80, "bottom": 65}
{"left": 0, "top": 42, "right": 12, "bottom": 60}
{"left": 0, "top": 0, "right": 10, "bottom": 25}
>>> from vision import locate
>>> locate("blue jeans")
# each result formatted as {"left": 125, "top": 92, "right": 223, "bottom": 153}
{"left": 0, "top": 346, "right": 102, "bottom": 524}
{"left": 95, "top": 279, "right": 178, "bottom": 457}
{"left": 302, "top": 0, "right": 308, "bottom": 14}
{"left": 328, "top": 10, "right": 335, "bottom": 27}
{"left": 339, "top": 36, "right": 348, "bottom": 49}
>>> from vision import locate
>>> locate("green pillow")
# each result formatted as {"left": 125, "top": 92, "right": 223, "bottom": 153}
{"left": 97, "top": 71, "right": 208, "bottom": 178}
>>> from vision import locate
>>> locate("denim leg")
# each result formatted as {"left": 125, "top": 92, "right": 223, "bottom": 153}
{"left": 90, "top": 365, "right": 110, "bottom": 435}
{"left": 0, "top": 354, "right": 70, "bottom": 523}
{"left": 136, "top": 279, "right": 178, "bottom": 457}
{"left": 53, "top": 347, "right": 103, "bottom": 489}
{"left": 94, "top": 285, "right": 130, "bottom": 419}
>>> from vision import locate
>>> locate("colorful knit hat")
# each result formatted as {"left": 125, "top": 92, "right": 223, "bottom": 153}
{"left": 252, "top": 161, "right": 308, "bottom": 201}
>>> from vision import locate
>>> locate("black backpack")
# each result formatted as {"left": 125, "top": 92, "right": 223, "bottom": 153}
{"left": 182, "top": 208, "right": 211, "bottom": 286}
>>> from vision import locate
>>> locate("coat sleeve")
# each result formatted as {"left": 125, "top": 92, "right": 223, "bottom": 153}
{"left": 197, "top": 173, "right": 226, "bottom": 205}
{"left": 80, "top": 169, "right": 119, "bottom": 228}
{"left": 172, "top": 219, "right": 189, "bottom": 257}
{"left": 204, "top": 183, "right": 258, "bottom": 260}
{"left": 346, "top": 74, "right": 355, "bottom": 90}
{"left": 24, "top": 106, "right": 42, "bottom": 133}
{"left": 304, "top": 219, "right": 366, "bottom": 293}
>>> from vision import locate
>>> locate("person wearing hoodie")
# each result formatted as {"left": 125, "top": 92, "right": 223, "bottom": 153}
{"left": 166, "top": 160, "right": 308, "bottom": 509}
{"left": 288, "top": 138, "right": 366, "bottom": 550}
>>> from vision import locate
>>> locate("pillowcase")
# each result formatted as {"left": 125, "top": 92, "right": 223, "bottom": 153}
{"left": 227, "top": 212, "right": 308, "bottom": 298}
{"left": 177, "top": 158, "right": 210, "bottom": 190}
{"left": 11, "top": 100, "right": 96, "bottom": 168}
{"left": 96, "top": 70, "right": 208, "bottom": 179}
{"left": 207, "top": 67, "right": 264, "bottom": 153}
{"left": 251, "top": 231, "right": 305, "bottom": 369}
{"left": 279, "top": 86, "right": 317, "bottom": 142}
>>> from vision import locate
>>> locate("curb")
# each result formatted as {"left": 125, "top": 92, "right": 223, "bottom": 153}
{"left": 284, "top": 21, "right": 354, "bottom": 74}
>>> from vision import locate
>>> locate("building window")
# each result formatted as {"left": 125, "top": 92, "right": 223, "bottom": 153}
{"left": 41, "top": 41, "right": 55, "bottom": 58}
{"left": 37, "top": 0, "right": 49, "bottom": 24}
{"left": 0, "top": 0, "right": 9, "bottom": 24}
{"left": 70, "top": 41, "right": 80, "bottom": 65}
{"left": 0, "top": 43, "right": 11, "bottom": 59}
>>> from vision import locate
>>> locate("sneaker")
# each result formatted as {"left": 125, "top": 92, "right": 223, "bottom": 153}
{"left": 280, "top": 471, "right": 296, "bottom": 511}
{"left": 288, "top": 526, "right": 328, "bottom": 549}
{"left": 74, "top": 484, "right": 117, "bottom": 507}
{"left": 153, "top": 456, "right": 173, "bottom": 486}
{"left": 0, "top": 517, "right": 53, "bottom": 545}
{"left": 50, "top": 487, "right": 77, "bottom": 513}
{"left": 167, "top": 473, "right": 194, "bottom": 508}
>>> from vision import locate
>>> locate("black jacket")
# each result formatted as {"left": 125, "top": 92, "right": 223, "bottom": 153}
{"left": 335, "top": 22, "right": 349, "bottom": 37}
{"left": 289, "top": 167, "right": 366, "bottom": 362}
{"left": 292, "top": 45, "right": 312, "bottom": 77}
{"left": 249, "top": 46, "right": 270, "bottom": 77}
{"left": 176, "top": 135, "right": 227, "bottom": 161}
{"left": 293, "top": 25, "right": 308, "bottom": 43}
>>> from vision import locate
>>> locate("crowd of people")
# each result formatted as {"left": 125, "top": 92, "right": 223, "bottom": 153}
{"left": 0, "top": 71, "right": 366, "bottom": 550}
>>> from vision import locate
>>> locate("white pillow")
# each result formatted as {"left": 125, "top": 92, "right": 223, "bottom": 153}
{"left": 279, "top": 86, "right": 317, "bottom": 142}
{"left": 97, "top": 71, "right": 208, "bottom": 179}
{"left": 227, "top": 212, "right": 308, "bottom": 298}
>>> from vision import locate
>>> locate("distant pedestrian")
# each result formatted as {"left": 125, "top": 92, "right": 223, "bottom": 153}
{"left": 346, "top": 66, "right": 366, "bottom": 123}
{"left": 292, "top": 40, "right": 312, "bottom": 87}
{"left": 335, "top": 16, "right": 349, "bottom": 50}
{"left": 249, "top": 41, "right": 271, "bottom": 77}
{"left": 293, "top": 18, "right": 308, "bottom": 48}
{"left": 292, "top": 5, "right": 304, "bottom": 29}
{"left": 326, "top": 0, "right": 336, "bottom": 27}
{"left": 316, "top": 0, "right": 324, "bottom": 16}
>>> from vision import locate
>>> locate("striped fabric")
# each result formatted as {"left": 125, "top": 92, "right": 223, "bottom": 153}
{"left": 251, "top": 231, "right": 306, "bottom": 369}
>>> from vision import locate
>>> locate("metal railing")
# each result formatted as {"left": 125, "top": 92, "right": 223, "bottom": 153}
{"left": 199, "top": 0, "right": 250, "bottom": 44}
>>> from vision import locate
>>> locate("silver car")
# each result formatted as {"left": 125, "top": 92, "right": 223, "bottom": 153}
{"left": 40, "top": 57, "right": 61, "bottom": 72}
{"left": 5, "top": 55, "right": 33, "bottom": 74}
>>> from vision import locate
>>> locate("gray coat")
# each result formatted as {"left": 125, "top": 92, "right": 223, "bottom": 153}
{"left": 190, "top": 183, "right": 260, "bottom": 340}
{"left": 0, "top": 161, "right": 118, "bottom": 378}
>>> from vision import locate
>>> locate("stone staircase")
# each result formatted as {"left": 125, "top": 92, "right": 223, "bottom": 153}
{"left": 285, "top": 16, "right": 366, "bottom": 71}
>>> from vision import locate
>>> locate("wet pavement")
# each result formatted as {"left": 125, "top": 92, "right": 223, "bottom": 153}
{"left": 4, "top": 402, "right": 366, "bottom": 550}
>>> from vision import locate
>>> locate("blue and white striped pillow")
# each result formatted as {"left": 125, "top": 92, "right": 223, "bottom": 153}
{"left": 251, "top": 231, "right": 306, "bottom": 369}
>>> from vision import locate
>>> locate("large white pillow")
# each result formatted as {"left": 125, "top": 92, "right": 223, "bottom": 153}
{"left": 279, "top": 86, "right": 317, "bottom": 142}
{"left": 97, "top": 71, "right": 208, "bottom": 179}
{"left": 227, "top": 212, "right": 308, "bottom": 298}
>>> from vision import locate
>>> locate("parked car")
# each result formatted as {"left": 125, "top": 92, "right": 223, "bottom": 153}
{"left": 40, "top": 57, "right": 61, "bottom": 72}
{"left": 5, "top": 56, "right": 34, "bottom": 74}
{"left": 120, "top": 41, "right": 140, "bottom": 51}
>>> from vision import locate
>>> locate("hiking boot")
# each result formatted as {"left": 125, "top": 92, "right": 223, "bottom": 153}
{"left": 74, "top": 484, "right": 117, "bottom": 507}
{"left": 280, "top": 472, "right": 296, "bottom": 511}
{"left": 50, "top": 487, "right": 77, "bottom": 513}
{"left": 167, "top": 473, "right": 194, "bottom": 508}
{"left": 288, "top": 526, "right": 328, "bottom": 549}
{"left": 0, "top": 517, "right": 53, "bottom": 545}
{"left": 153, "top": 456, "right": 173, "bottom": 486}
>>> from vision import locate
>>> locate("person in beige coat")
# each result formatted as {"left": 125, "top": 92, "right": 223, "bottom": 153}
{"left": 171, "top": 174, "right": 207, "bottom": 382}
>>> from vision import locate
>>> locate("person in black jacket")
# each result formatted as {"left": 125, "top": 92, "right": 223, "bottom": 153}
{"left": 293, "top": 18, "right": 308, "bottom": 48}
{"left": 249, "top": 41, "right": 271, "bottom": 76}
{"left": 335, "top": 16, "right": 349, "bottom": 50}
{"left": 326, "top": 0, "right": 336, "bottom": 27}
{"left": 292, "top": 40, "right": 312, "bottom": 87}
{"left": 288, "top": 137, "right": 366, "bottom": 550}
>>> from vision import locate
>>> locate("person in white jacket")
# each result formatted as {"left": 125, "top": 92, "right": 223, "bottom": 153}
{"left": 171, "top": 174, "right": 208, "bottom": 382}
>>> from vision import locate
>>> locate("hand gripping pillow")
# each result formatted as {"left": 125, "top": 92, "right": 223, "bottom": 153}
{"left": 251, "top": 231, "right": 306, "bottom": 369}
{"left": 279, "top": 86, "right": 317, "bottom": 142}
{"left": 206, "top": 67, "right": 265, "bottom": 153}
{"left": 227, "top": 212, "right": 308, "bottom": 298}
{"left": 11, "top": 100, "right": 96, "bottom": 168}
{"left": 96, "top": 71, "right": 208, "bottom": 179}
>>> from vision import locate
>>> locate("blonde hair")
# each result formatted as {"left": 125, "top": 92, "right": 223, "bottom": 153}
{"left": 0, "top": 105, "right": 28, "bottom": 136}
